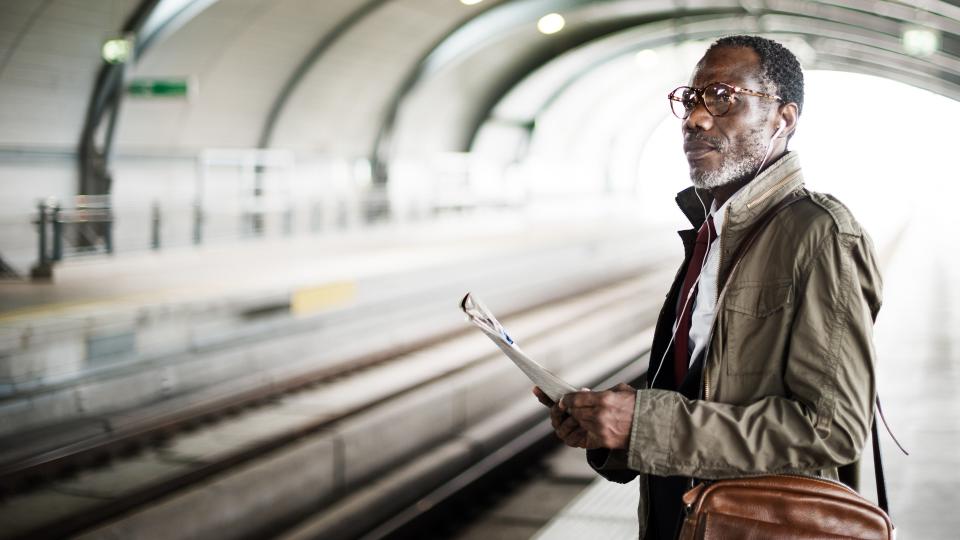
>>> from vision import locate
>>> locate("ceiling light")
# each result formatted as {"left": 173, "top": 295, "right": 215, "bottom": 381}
{"left": 634, "top": 49, "right": 659, "bottom": 69}
{"left": 101, "top": 37, "right": 133, "bottom": 64}
{"left": 537, "top": 13, "right": 565, "bottom": 35}
{"left": 460, "top": 0, "right": 483, "bottom": 5}
{"left": 902, "top": 26, "right": 940, "bottom": 57}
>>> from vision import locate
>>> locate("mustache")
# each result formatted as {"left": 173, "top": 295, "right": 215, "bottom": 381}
{"left": 685, "top": 131, "right": 724, "bottom": 150}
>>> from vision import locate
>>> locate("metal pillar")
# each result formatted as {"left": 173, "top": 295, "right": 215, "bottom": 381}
{"left": 151, "top": 202, "right": 161, "bottom": 250}
{"left": 30, "top": 201, "right": 53, "bottom": 281}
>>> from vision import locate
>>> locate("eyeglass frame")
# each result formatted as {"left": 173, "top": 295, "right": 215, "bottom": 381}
{"left": 667, "top": 82, "right": 783, "bottom": 120}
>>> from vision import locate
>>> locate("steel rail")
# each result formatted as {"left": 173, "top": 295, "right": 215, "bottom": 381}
{"left": 0, "top": 263, "right": 658, "bottom": 491}
{"left": 360, "top": 349, "right": 650, "bottom": 540}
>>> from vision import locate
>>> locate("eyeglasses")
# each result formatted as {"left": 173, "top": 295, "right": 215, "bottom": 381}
{"left": 667, "top": 82, "right": 782, "bottom": 120}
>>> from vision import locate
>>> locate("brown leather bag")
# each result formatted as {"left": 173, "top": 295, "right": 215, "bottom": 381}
{"left": 678, "top": 193, "right": 898, "bottom": 540}
{"left": 677, "top": 471, "right": 894, "bottom": 540}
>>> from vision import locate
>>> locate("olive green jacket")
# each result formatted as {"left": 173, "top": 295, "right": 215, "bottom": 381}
{"left": 591, "top": 152, "right": 883, "bottom": 538}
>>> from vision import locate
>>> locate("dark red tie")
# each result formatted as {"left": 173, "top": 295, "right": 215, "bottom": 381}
{"left": 674, "top": 215, "right": 716, "bottom": 385}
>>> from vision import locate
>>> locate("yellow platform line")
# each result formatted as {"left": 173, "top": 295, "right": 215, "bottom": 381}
{"left": 290, "top": 281, "right": 356, "bottom": 317}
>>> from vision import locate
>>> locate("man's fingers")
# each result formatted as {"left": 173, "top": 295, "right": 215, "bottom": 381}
{"left": 583, "top": 432, "right": 606, "bottom": 450}
{"left": 532, "top": 386, "right": 554, "bottom": 407}
{"left": 561, "top": 426, "right": 588, "bottom": 448}
{"left": 549, "top": 406, "right": 567, "bottom": 429}
{"left": 568, "top": 411, "right": 605, "bottom": 433}
{"left": 564, "top": 389, "right": 636, "bottom": 451}
{"left": 565, "top": 387, "right": 637, "bottom": 411}
{"left": 568, "top": 431, "right": 588, "bottom": 448}
{"left": 560, "top": 390, "right": 603, "bottom": 410}
{"left": 556, "top": 416, "right": 581, "bottom": 439}
{"left": 554, "top": 386, "right": 636, "bottom": 450}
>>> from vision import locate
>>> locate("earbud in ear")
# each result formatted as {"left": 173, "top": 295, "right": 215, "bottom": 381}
{"left": 771, "top": 118, "right": 787, "bottom": 140}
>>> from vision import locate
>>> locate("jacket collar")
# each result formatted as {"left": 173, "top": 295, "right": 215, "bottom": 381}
{"left": 675, "top": 151, "right": 805, "bottom": 233}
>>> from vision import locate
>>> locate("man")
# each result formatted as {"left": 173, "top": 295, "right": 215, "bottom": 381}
{"left": 534, "top": 35, "right": 882, "bottom": 538}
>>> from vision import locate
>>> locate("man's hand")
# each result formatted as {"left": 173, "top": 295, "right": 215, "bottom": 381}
{"left": 531, "top": 386, "right": 555, "bottom": 408}
{"left": 532, "top": 386, "right": 596, "bottom": 449}
{"left": 559, "top": 383, "right": 637, "bottom": 450}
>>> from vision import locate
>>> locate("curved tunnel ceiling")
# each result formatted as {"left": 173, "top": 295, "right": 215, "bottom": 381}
{"left": 477, "top": 13, "right": 955, "bottom": 173}
{"left": 386, "top": 0, "right": 960, "bottom": 171}
{"left": 265, "top": 0, "right": 508, "bottom": 156}
{"left": 116, "top": 0, "right": 372, "bottom": 151}
{"left": 112, "top": 0, "right": 511, "bottom": 156}
{"left": 0, "top": 0, "right": 145, "bottom": 149}
{"left": 58, "top": 0, "right": 960, "bottom": 183}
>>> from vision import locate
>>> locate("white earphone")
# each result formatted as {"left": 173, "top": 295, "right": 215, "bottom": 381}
{"left": 757, "top": 118, "right": 786, "bottom": 173}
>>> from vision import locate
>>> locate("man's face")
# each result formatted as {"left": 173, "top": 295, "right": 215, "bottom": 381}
{"left": 683, "top": 47, "right": 777, "bottom": 190}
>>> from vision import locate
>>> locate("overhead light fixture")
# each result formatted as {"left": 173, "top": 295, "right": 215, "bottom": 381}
{"left": 902, "top": 26, "right": 940, "bottom": 57}
{"left": 537, "top": 13, "right": 565, "bottom": 35}
{"left": 634, "top": 49, "right": 659, "bottom": 69}
{"left": 460, "top": 0, "right": 483, "bottom": 5}
{"left": 101, "top": 37, "right": 133, "bottom": 64}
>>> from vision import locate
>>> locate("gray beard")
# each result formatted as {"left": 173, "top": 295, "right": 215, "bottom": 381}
{"left": 690, "top": 128, "right": 768, "bottom": 190}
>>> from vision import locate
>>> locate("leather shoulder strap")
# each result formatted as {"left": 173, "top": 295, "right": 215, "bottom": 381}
{"left": 873, "top": 395, "right": 909, "bottom": 516}
{"left": 872, "top": 418, "right": 889, "bottom": 514}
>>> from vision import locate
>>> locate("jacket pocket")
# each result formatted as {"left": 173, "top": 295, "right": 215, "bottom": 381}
{"left": 722, "top": 279, "right": 794, "bottom": 375}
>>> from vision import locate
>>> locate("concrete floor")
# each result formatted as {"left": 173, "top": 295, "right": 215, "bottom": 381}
{"left": 0, "top": 215, "right": 659, "bottom": 319}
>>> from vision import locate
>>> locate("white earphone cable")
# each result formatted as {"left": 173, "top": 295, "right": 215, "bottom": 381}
{"left": 648, "top": 189, "right": 712, "bottom": 387}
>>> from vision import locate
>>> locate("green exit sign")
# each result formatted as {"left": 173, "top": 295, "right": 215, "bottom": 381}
{"left": 127, "top": 78, "right": 190, "bottom": 98}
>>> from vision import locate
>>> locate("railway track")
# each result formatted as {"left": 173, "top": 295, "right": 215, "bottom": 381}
{"left": 354, "top": 356, "right": 649, "bottom": 540}
{"left": 0, "top": 264, "right": 673, "bottom": 539}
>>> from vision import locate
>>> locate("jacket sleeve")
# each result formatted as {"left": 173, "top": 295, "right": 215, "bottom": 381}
{"left": 587, "top": 448, "right": 638, "bottom": 483}
{"left": 623, "top": 227, "right": 882, "bottom": 479}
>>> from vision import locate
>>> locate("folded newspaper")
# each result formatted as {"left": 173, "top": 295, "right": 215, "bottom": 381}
{"left": 460, "top": 293, "right": 576, "bottom": 402}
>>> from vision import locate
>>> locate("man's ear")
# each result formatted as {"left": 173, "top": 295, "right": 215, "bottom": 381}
{"left": 777, "top": 102, "right": 800, "bottom": 138}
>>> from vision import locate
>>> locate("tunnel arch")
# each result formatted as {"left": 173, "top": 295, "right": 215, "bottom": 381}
{"left": 65, "top": 0, "right": 960, "bottom": 189}
{"left": 385, "top": 0, "right": 959, "bottom": 182}
{"left": 1, "top": 1, "right": 957, "bottom": 225}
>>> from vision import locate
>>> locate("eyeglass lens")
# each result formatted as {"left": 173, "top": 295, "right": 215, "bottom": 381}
{"left": 670, "top": 83, "right": 735, "bottom": 119}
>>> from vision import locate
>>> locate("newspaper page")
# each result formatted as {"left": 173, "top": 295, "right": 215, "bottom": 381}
{"left": 460, "top": 293, "right": 576, "bottom": 402}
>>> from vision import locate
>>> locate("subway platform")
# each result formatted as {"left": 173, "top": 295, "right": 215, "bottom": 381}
{"left": 0, "top": 211, "right": 678, "bottom": 539}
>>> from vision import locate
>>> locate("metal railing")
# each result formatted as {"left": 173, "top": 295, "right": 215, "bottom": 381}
{"left": 31, "top": 196, "right": 114, "bottom": 280}
{"left": 27, "top": 191, "right": 395, "bottom": 281}
{"left": 25, "top": 149, "right": 574, "bottom": 280}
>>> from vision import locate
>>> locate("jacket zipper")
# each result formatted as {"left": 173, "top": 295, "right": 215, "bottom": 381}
{"left": 704, "top": 175, "right": 794, "bottom": 401}
{"left": 746, "top": 173, "right": 794, "bottom": 209}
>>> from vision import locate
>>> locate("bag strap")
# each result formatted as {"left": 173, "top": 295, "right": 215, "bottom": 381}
{"left": 720, "top": 190, "right": 901, "bottom": 518}
{"left": 873, "top": 395, "right": 909, "bottom": 516}
{"left": 872, "top": 417, "right": 888, "bottom": 514}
